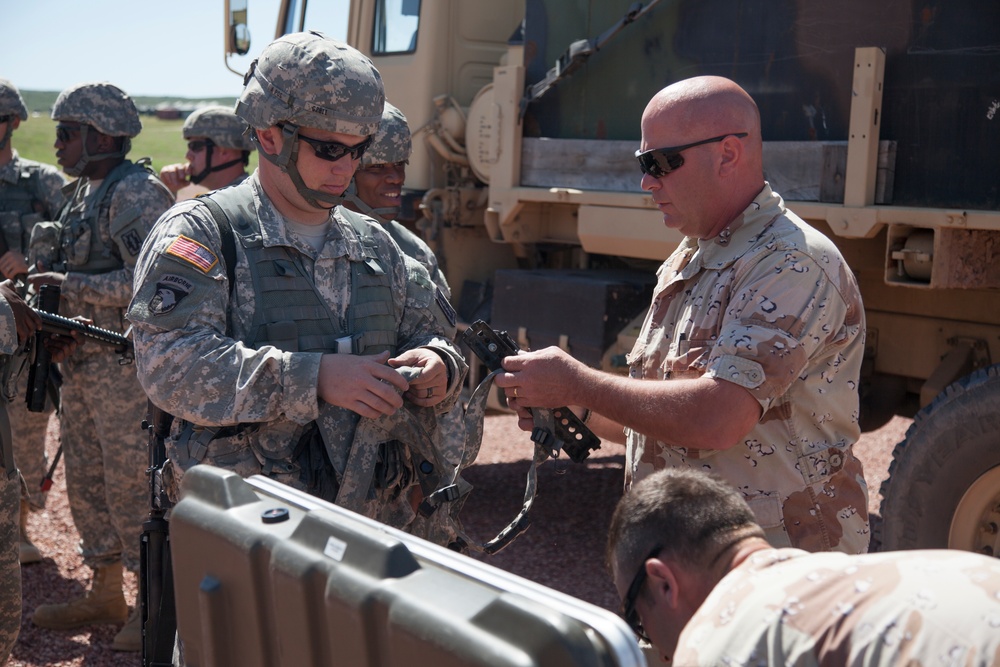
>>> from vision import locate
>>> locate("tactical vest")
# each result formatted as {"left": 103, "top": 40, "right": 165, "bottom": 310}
{"left": 0, "top": 162, "right": 42, "bottom": 216}
{"left": 201, "top": 185, "right": 398, "bottom": 355}
{"left": 0, "top": 162, "right": 44, "bottom": 253}
{"left": 57, "top": 160, "right": 156, "bottom": 275}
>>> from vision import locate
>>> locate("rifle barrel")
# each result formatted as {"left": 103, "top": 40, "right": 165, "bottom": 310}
{"left": 35, "top": 310, "right": 132, "bottom": 351}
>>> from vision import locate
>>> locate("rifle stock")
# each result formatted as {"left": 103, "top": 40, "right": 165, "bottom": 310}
{"left": 141, "top": 402, "right": 176, "bottom": 667}
{"left": 25, "top": 284, "right": 59, "bottom": 413}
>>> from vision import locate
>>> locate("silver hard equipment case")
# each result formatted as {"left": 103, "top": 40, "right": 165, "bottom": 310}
{"left": 169, "top": 465, "right": 647, "bottom": 667}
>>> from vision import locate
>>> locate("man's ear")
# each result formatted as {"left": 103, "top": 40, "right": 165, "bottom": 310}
{"left": 255, "top": 126, "right": 280, "bottom": 155}
{"left": 646, "top": 557, "right": 682, "bottom": 609}
{"left": 717, "top": 134, "right": 743, "bottom": 176}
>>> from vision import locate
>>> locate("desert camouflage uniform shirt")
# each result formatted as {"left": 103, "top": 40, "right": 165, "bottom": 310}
{"left": 625, "top": 184, "right": 869, "bottom": 555}
{"left": 674, "top": 547, "right": 1000, "bottom": 666}
{"left": 0, "top": 296, "right": 20, "bottom": 662}
{"left": 127, "top": 173, "right": 465, "bottom": 514}
{"left": 55, "top": 163, "right": 174, "bottom": 571}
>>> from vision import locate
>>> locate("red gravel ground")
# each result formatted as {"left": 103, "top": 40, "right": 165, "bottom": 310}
{"left": 8, "top": 413, "right": 910, "bottom": 666}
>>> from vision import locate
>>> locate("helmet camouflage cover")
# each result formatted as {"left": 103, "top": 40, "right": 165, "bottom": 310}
{"left": 183, "top": 105, "right": 255, "bottom": 151}
{"left": 0, "top": 79, "right": 28, "bottom": 120}
{"left": 236, "top": 30, "right": 384, "bottom": 137}
{"left": 51, "top": 82, "right": 141, "bottom": 137}
{"left": 361, "top": 101, "right": 411, "bottom": 168}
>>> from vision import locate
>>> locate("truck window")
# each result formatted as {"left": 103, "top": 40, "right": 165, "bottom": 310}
{"left": 372, "top": 0, "right": 420, "bottom": 54}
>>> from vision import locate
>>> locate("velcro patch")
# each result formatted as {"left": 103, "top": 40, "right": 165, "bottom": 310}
{"left": 149, "top": 274, "right": 194, "bottom": 315}
{"left": 166, "top": 235, "right": 218, "bottom": 273}
{"left": 435, "top": 287, "right": 457, "bottom": 327}
{"left": 121, "top": 229, "right": 144, "bottom": 257}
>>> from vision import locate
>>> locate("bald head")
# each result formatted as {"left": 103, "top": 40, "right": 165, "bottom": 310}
{"left": 638, "top": 77, "right": 765, "bottom": 239}
{"left": 643, "top": 76, "right": 761, "bottom": 150}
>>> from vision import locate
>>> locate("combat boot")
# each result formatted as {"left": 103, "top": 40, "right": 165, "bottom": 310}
{"left": 111, "top": 607, "right": 141, "bottom": 652}
{"left": 19, "top": 499, "right": 42, "bottom": 564}
{"left": 32, "top": 562, "right": 129, "bottom": 629}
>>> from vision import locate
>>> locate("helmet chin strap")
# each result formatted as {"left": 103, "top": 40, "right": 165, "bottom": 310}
{"left": 343, "top": 183, "right": 397, "bottom": 224}
{"left": 0, "top": 124, "right": 12, "bottom": 152}
{"left": 189, "top": 144, "right": 245, "bottom": 185}
{"left": 253, "top": 124, "right": 345, "bottom": 209}
{"left": 63, "top": 126, "right": 130, "bottom": 178}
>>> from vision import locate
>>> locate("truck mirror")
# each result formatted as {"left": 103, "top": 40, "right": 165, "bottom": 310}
{"left": 226, "top": 0, "right": 251, "bottom": 56}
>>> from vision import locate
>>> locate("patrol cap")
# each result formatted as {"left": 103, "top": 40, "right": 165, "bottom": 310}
{"left": 361, "top": 101, "right": 411, "bottom": 168}
{"left": 0, "top": 79, "right": 28, "bottom": 120}
{"left": 183, "top": 105, "right": 255, "bottom": 151}
{"left": 236, "top": 31, "right": 384, "bottom": 137}
{"left": 51, "top": 82, "right": 141, "bottom": 138}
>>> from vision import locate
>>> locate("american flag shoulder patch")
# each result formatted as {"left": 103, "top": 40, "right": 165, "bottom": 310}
{"left": 165, "top": 235, "right": 218, "bottom": 273}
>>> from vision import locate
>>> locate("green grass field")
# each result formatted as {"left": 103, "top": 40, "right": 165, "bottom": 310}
{"left": 12, "top": 114, "right": 259, "bottom": 177}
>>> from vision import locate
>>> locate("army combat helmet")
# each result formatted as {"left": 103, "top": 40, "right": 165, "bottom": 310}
{"left": 183, "top": 105, "right": 255, "bottom": 184}
{"left": 0, "top": 78, "right": 28, "bottom": 151}
{"left": 236, "top": 30, "right": 385, "bottom": 209}
{"left": 346, "top": 101, "right": 411, "bottom": 221}
{"left": 51, "top": 82, "right": 141, "bottom": 177}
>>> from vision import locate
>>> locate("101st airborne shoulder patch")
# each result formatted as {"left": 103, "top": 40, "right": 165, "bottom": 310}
{"left": 166, "top": 235, "right": 218, "bottom": 273}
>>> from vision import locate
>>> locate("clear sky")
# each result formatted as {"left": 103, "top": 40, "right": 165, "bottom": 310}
{"left": 3, "top": 0, "right": 348, "bottom": 99}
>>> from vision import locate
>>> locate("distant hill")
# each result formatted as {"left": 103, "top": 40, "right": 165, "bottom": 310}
{"left": 20, "top": 90, "right": 239, "bottom": 115}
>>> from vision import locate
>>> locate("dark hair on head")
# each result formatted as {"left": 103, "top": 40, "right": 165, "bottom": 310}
{"left": 606, "top": 468, "right": 763, "bottom": 579}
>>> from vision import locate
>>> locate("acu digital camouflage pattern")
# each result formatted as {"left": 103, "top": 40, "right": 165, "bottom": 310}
{"left": 47, "top": 158, "right": 173, "bottom": 572}
{"left": 675, "top": 547, "right": 1000, "bottom": 666}
{"left": 0, "top": 79, "right": 28, "bottom": 120}
{"left": 625, "top": 184, "right": 869, "bottom": 555}
{"left": 360, "top": 101, "right": 411, "bottom": 168}
{"left": 51, "top": 82, "right": 141, "bottom": 137}
{"left": 0, "top": 150, "right": 66, "bottom": 511}
{"left": 0, "top": 297, "right": 22, "bottom": 661}
{"left": 127, "top": 174, "right": 467, "bottom": 542}
{"left": 183, "top": 105, "right": 255, "bottom": 152}
{"left": 236, "top": 31, "right": 384, "bottom": 137}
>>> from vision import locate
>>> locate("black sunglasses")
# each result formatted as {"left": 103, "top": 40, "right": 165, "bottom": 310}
{"left": 187, "top": 139, "right": 215, "bottom": 152}
{"left": 281, "top": 124, "right": 372, "bottom": 163}
{"left": 635, "top": 132, "right": 748, "bottom": 178}
{"left": 620, "top": 545, "right": 663, "bottom": 642}
{"left": 0, "top": 115, "right": 12, "bottom": 124}
{"left": 55, "top": 124, "right": 83, "bottom": 143}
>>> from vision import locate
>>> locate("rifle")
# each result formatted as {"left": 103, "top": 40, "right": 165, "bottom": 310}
{"left": 140, "top": 401, "right": 176, "bottom": 667}
{"left": 461, "top": 320, "right": 601, "bottom": 462}
{"left": 35, "top": 310, "right": 133, "bottom": 357}
{"left": 24, "top": 284, "right": 60, "bottom": 413}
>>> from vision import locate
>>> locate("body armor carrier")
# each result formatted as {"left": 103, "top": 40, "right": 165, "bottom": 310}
{"left": 201, "top": 185, "right": 398, "bottom": 355}
{"left": 55, "top": 159, "right": 158, "bottom": 275}
{"left": 0, "top": 162, "right": 44, "bottom": 253}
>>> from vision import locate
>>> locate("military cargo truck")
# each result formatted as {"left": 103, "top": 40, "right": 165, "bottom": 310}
{"left": 222, "top": 0, "right": 1000, "bottom": 556}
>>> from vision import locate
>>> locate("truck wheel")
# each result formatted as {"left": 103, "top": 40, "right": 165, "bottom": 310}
{"left": 875, "top": 363, "right": 1000, "bottom": 556}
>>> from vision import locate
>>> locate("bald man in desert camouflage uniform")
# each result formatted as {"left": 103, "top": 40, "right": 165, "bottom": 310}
{"left": 27, "top": 82, "right": 174, "bottom": 652}
{"left": 499, "top": 75, "right": 868, "bottom": 555}
{"left": 609, "top": 468, "right": 1000, "bottom": 665}
{"left": 128, "top": 33, "right": 466, "bottom": 542}
{"left": 0, "top": 79, "right": 67, "bottom": 565}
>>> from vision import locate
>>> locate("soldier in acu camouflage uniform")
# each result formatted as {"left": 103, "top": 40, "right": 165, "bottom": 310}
{"left": 498, "top": 75, "right": 869, "bottom": 555}
{"left": 344, "top": 102, "right": 472, "bottom": 548}
{"left": 608, "top": 467, "right": 1000, "bottom": 665}
{"left": 0, "top": 79, "right": 67, "bottom": 565}
{"left": 27, "top": 82, "right": 175, "bottom": 653}
{"left": 159, "top": 104, "right": 255, "bottom": 196}
{"left": 127, "top": 32, "right": 466, "bottom": 542}
{"left": 0, "top": 281, "right": 42, "bottom": 663}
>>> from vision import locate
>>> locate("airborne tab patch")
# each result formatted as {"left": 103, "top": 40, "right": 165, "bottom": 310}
{"left": 166, "top": 235, "right": 218, "bottom": 273}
